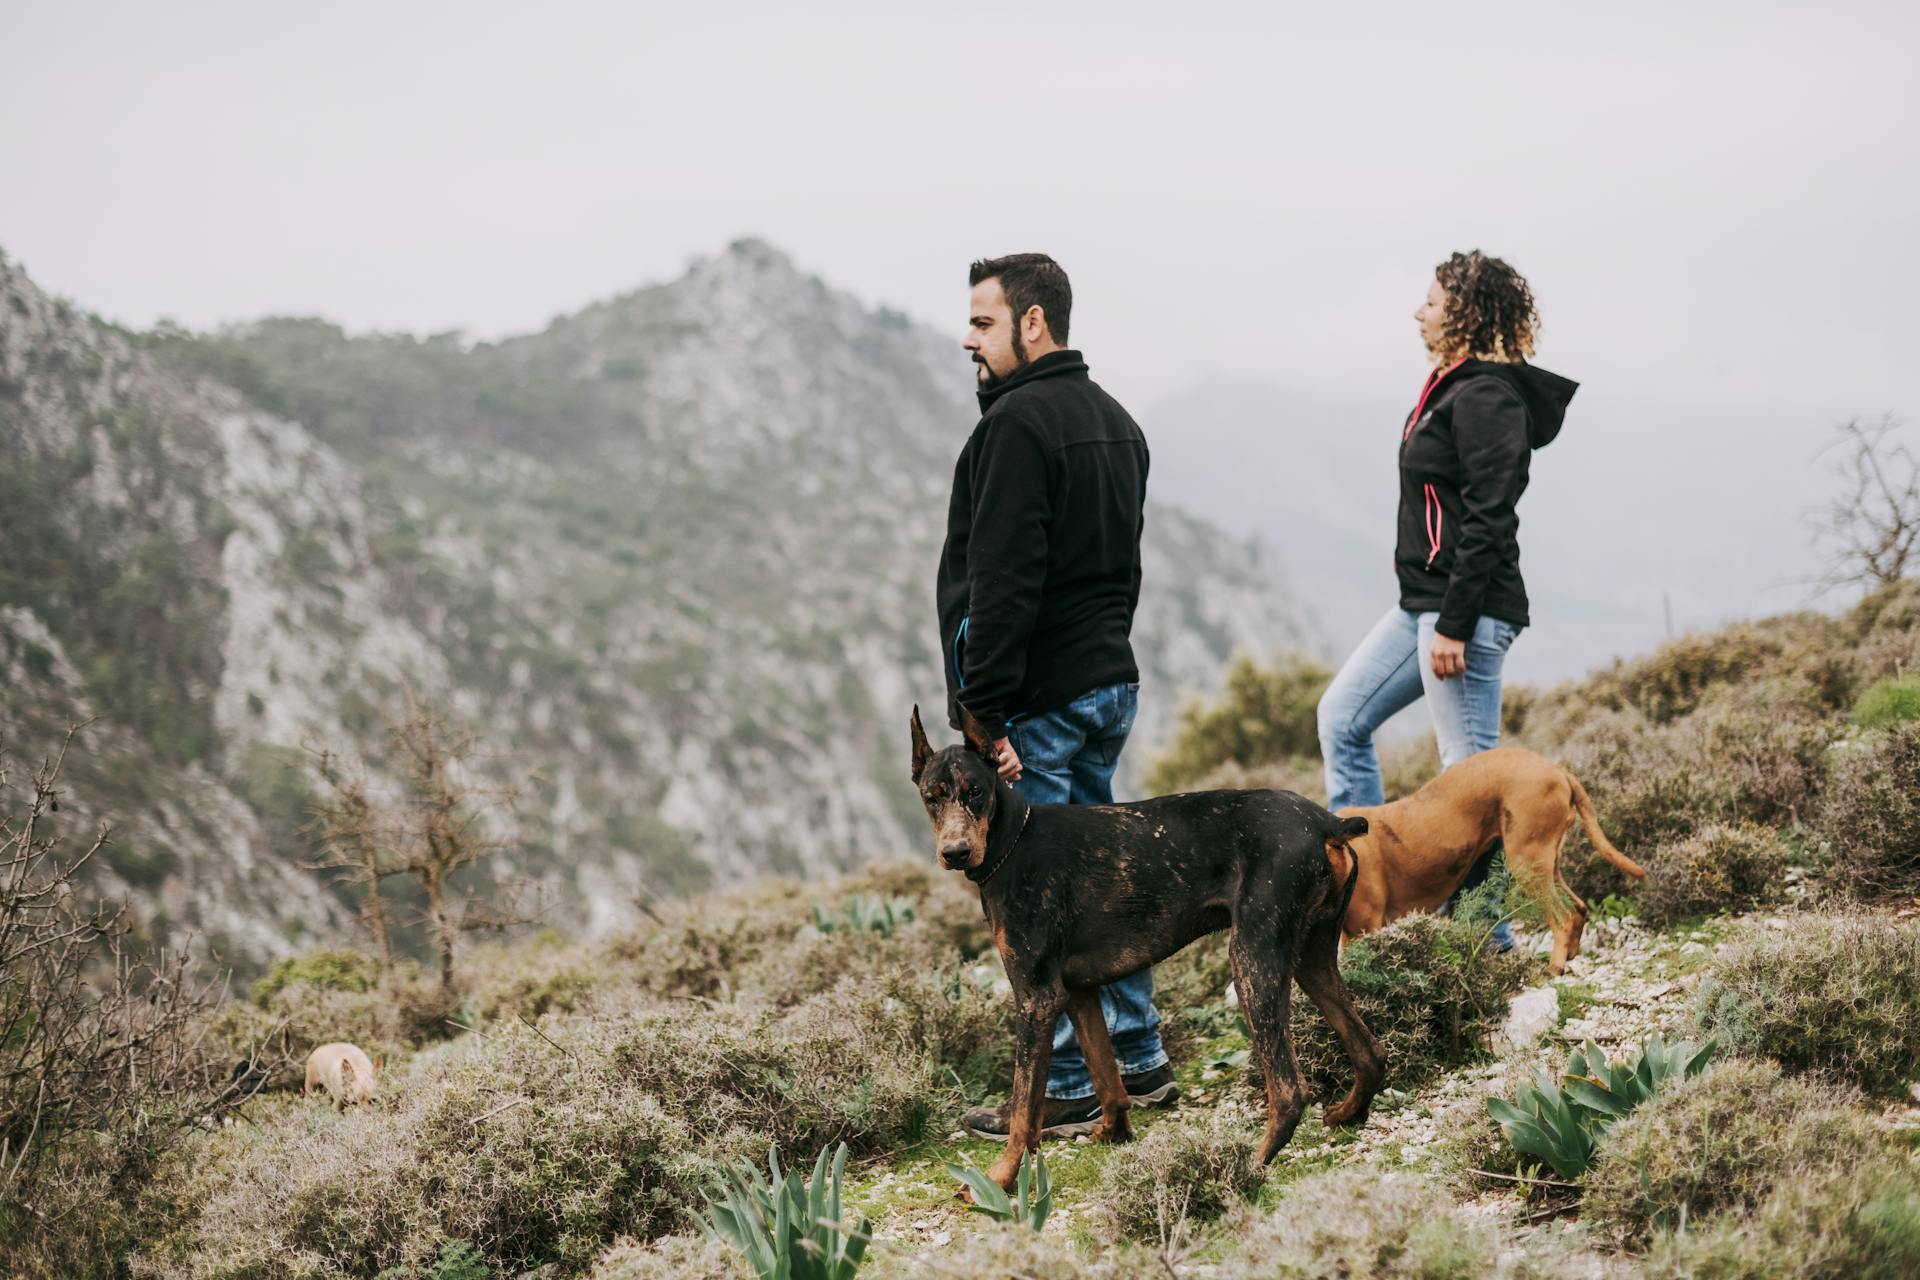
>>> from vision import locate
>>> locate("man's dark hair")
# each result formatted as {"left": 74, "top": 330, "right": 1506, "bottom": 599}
{"left": 969, "top": 253, "right": 1071, "bottom": 344}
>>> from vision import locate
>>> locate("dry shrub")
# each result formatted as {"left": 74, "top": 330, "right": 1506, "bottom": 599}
{"left": 1693, "top": 915, "right": 1920, "bottom": 1094}
{"left": 1286, "top": 912, "right": 1530, "bottom": 1098}
{"left": 606, "top": 867, "right": 990, "bottom": 1011}
{"left": 1634, "top": 822, "right": 1789, "bottom": 927}
{"left": 1088, "top": 1100, "right": 1265, "bottom": 1243}
{"left": 585, "top": 1233, "right": 751, "bottom": 1279}
{"left": 1228, "top": 1170, "right": 1499, "bottom": 1278}
{"left": 0, "top": 738, "right": 231, "bottom": 1280}
{"left": 461, "top": 932, "right": 602, "bottom": 1025}
{"left": 1144, "top": 655, "right": 1332, "bottom": 794}
{"left": 865, "top": 1219, "right": 1164, "bottom": 1279}
{"left": 134, "top": 1018, "right": 719, "bottom": 1279}
{"left": 1642, "top": 1151, "right": 1920, "bottom": 1280}
{"left": 608, "top": 977, "right": 996, "bottom": 1157}
{"left": 1585, "top": 1056, "right": 1881, "bottom": 1245}
{"left": 1814, "top": 722, "right": 1920, "bottom": 899}
{"left": 1559, "top": 613, "right": 1851, "bottom": 729}
{"left": 1848, "top": 577, "right": 1920, "bottom": 684}
{"left": 211, "top": 960, "right": 459, "bottom": 1082}
{"left": 1525, "top": 678, "right": 1833, "bottom": 906}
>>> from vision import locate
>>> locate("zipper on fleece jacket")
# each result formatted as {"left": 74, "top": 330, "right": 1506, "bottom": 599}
{"left": 1404, "top": 359, "right": 1465, "bottom": 568}
{"left": 1424, "top": 483, "right": 1443, "bottom": 567}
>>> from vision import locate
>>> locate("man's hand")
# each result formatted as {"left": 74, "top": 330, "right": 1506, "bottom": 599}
{"left": 992, "top": 737, "right": 1023, "bottom": 782}
{"left": 1430, "top": 634, "right": 1467, "bottom": 680}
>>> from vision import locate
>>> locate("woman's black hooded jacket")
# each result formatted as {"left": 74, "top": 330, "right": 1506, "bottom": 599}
{"left": 1395, "top": 358, "right": 1578, "bottom": 640}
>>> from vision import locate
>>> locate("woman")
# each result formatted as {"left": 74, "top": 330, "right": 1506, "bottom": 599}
{"left": 1316, "top": 250, "right": 1577, "bottom": 944}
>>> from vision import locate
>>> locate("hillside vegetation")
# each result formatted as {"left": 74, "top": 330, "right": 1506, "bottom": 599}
{"left": 6, "top": 582, "right": 1920, "bottom": 1277}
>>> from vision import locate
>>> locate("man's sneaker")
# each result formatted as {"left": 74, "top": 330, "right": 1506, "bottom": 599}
{"left": 1122, "top": 1063, "right": 1180, "bottom": 1106}
{"left": 960, "top": 1094, "right": 1103, "bottom": 1142}
{"left": 959, "top": 1066, "right": 1181, "bottom": 1141}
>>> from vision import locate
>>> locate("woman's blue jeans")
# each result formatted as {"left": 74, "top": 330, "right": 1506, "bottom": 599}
{"left": 1317, "top": 609, "right": 1521, "bottom": 940}
{"left": 1007, "top": 681, "right": 1169, "bottom": 1100}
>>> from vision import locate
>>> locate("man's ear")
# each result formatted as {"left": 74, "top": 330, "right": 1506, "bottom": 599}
{"left": 910, "top": 705, "right": 933, "bottom": 783}
{"left": 959, "top": 707, "right": 996, "bottom": 760}
{"left": 1022, "top": 304, "right": 1047, "bottom": 346}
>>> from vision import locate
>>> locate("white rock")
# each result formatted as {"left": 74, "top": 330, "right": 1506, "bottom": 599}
{"left": 1499, "top": 986, "right": 1560, "bottom": 1050}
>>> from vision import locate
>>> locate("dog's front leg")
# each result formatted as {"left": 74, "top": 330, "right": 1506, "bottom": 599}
{"left": 987, "top": 984, "right": 1066, "bottom": 1192}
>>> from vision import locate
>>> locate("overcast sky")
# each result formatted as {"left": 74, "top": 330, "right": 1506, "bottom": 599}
{"left": 5, "top": 0, "right": 1917, "bottom": 673}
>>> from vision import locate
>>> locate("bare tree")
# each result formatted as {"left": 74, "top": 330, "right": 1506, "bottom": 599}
{"left": 308, "top": 694, "right": 532, "bottom": 992}
{"left": 1808, "top": 415, "right": 1920, "bottom": 593}
{"left": 306, "top": 746, "right": 397, "bottom": 975}
{"left": 0, "top": 726, "right": 228, "bottom": 1208}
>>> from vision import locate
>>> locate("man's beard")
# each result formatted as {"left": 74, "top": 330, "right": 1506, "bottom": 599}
{"left": 974, "top": 328, "right": 1030, "bottom": 391}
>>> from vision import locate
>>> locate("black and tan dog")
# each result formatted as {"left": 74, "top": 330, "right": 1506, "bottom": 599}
{"left": 911, "top": 706, "right": 1385, "bottom": 1192}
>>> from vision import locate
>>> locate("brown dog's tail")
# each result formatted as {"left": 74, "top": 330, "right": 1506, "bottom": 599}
{"left": 1566, "top": 772, "right": 1647, "bottom": 880}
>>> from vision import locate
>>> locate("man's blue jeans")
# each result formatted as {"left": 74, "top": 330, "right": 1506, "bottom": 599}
{"left": 1007, "top": 680, "right": 1169, "bottom": 1100}
{"left": 1317, "top": 609, "right": 1521, "bottom": 942}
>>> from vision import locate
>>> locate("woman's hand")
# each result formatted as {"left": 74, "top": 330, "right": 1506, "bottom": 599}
{"left": 1430, "top": 634, "right": 1467, "bottom": 680}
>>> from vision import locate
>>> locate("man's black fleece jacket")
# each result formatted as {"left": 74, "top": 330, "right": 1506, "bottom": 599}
{"left": 937, "top": 350, "right": 1149, "bottom": 742}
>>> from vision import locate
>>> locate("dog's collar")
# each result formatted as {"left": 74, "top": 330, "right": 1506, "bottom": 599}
{"left": 967, "top": 801, "right": 1032, "bottom": 887}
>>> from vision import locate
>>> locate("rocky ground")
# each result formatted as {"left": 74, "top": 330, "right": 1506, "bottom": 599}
{"left": 846, "top": 903, "right": 1920, "bottom": 1270}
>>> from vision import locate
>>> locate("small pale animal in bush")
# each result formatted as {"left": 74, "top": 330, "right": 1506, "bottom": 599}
{"left": 305, "top": 1041, "right": 379, "bottom": 1109}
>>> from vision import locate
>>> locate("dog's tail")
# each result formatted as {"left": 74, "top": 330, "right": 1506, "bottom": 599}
{"left": 1566, "top": 772, "right": 1647, "bottom": 880}
{"left": 1325, "top": 815, "right": 1368, "bottom": 919}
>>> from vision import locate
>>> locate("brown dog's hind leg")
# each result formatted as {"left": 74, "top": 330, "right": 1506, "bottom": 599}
{"left": 987, "top": 986, "right": 1065, "bottom": 1191}
{"left": 1230, "top": 934, "right": 1307, "bottom": 1164}
{"left": 1295, "top": 913, "right": 1385, "bottom": 1129}
{"left": 1066, "top": 988, "right": 1133, "bottom": 1145}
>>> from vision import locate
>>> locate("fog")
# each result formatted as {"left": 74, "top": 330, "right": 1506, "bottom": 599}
{"left": 5, "top": 0, "right": 1915, "bottom": 677}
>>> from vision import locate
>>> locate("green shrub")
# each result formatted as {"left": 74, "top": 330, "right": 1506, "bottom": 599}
{"left": 1642, "top": 1152, "right": 1920, "bottom": 1280}
{"left": 1815, "top": 723, "right": 1920, "bottom": 898}
{"left": 1694, "top": 915, "right": 1920, "bottom": 1094}
{"left": 1855, "top": 677, "right": 1920, "bottom": 729}
{"left": 1087, "top": 1101, "right": 1263, "bottom": 1242}
{"left": 1634, "top": 822, "right": 1790, "bottom": 927}
{"left": 1227, "top": 1170, "right": 1500, "bottom": 1278}
{"left": 1283, "top": 911, "right": 1530, "bottom": 1097}
{"left": 1584, "top": 1056, "right": 1881, "bottom": 1245}
{"left": 251, "top": 949, "right": 379, "bottom": 1006}
{"left": 1145, "top": 655, "right": 1332, "bottom": 794}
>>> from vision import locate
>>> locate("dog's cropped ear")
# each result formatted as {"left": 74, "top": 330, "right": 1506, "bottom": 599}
{"left": 910, "top": 705, "right": 933, "bottom": 783}
{"left": 958, "top": 707, "right": 996, "bottom": 760}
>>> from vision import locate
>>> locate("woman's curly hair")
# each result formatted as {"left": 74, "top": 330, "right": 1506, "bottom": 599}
{"left": 1432, "top": 250, "right": 1538, "bottom": 362}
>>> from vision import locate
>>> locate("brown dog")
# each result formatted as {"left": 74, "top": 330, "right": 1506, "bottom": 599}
{"left": 1331, "top": 747, "right": 1645, "bottom": 974}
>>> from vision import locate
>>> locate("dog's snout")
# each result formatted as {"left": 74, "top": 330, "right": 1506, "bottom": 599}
{"left": 939, "top": 841, "right": 970, "bottom": 866}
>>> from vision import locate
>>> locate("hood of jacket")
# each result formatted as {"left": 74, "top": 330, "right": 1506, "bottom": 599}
{"left": 1450, "top": 359, "right": 1579, "bottom": 448}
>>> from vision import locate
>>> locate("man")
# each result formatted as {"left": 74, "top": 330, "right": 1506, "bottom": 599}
{"left": 937, "top": 252, "right": 1177, "bottom": 1140}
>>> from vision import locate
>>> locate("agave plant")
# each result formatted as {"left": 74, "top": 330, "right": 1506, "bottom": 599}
{"left": 944, "top": 1151, "right": 1052, "bottom": 1231}
{"left": 811, "top": 894, "right": 916, "bottom": 939}
{"left": 1562, "top": 1033, "right": 1716, "bottom": 1121}
{"left": 692, "top": 1143, "right": 870, "bottom": 1280}
{"left": 1486, "top": 1034, "right": 1716, "bottom": 1180}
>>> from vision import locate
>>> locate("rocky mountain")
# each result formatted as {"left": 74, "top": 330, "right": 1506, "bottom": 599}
{"left": 0, "top": 239, "right": 1313, "bottom": 970}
